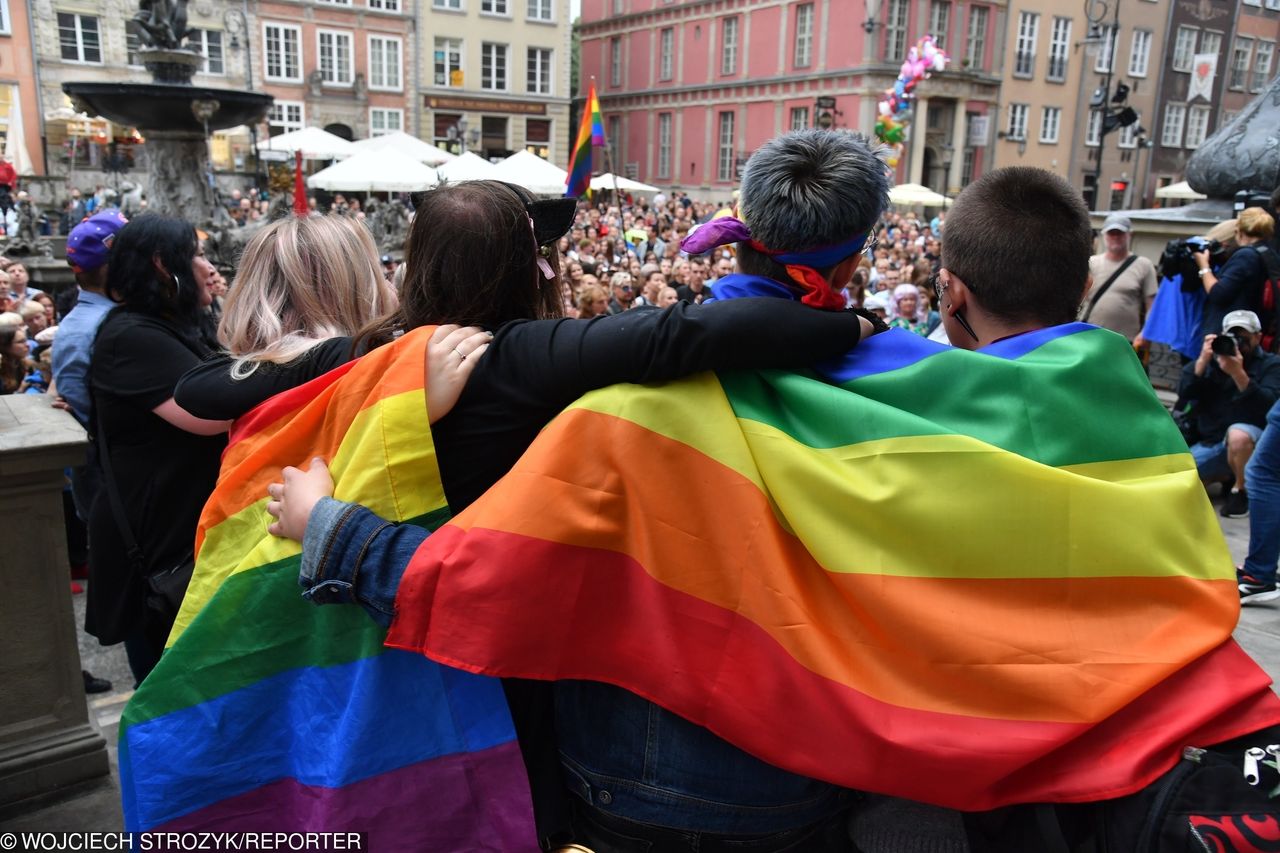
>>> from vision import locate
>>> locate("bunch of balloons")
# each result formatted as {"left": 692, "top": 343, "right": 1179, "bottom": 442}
{"left": 874, "top": 36, "right": 950, "bottom": 167}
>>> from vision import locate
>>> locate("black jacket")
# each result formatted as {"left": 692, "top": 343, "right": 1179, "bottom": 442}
{"left": 1179, "top": 348, "right": 1280, "bottom": 444}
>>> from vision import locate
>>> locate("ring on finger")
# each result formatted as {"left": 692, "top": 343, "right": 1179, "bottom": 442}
{"left": 454, "top": 347, "right": 467, "bottom": 361}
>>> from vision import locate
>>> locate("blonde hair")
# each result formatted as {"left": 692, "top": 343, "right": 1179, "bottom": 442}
{"left": 1206, "top": 218, "right": 1238, "bottom": 245}
{"left": 0, "top": 311, "right": 22, "bottom": 328}
{"left": 18, "top": 300, "right": 43, "bottom": 321}
{"left": 219, "top": 215, "right": 396, "bottom": 378}
{"left": 1238, "top": 207, "right": 1276, "bottom": 242}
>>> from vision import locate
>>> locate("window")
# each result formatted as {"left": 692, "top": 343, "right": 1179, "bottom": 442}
{"left": 1185, "top": 105, "right": 1210, "bottom": 148}
{"left": 1094, "top": 25, "right": 1117, "bottom": 73}
{"left": 318, "top": 30, "right": 354, "bottom": 85}
{"left": 929, "top": 0, "right": 950, "bottom": 51}
{"left": 434, "top": 38, "right": 463, "bottom": 86}
{"left": 1040, "top": 106, "right": 1061, "bottom": 143}
{"left": 1086, "top": 109, "right": 1101, "bottom": 146}
{"left": 717, "top": 111, "right": 735, "bottom": 182}
{"left": 369, "top": 35, "right": 401, "bottom": 90}
{"left": 721, "top": 17, "right": 739, "bottom": 75}
{"left": 370, "top": 108, "right": 403, "bottom": 136}
{"left": 613, "top": 0, "right": 623, "bottom": 12}
{"left": 1129, "top": 30, "right": 1151, "bottom": 77}
{"left": 1161, "top": 103, "right": 1185, "bottom": 147}
{"left": 607, "top": 115, "right": 620, "bottom": 166}
{"left": 0, "top": 0, "right": 9, "bottom": 35}
{"left": 659, "top": 28, "right": 673, "bottom": 80}
{"left": 1200, "top": 31, "right": 1222, "bottom": 59}
{"left": 318, "top": 0, "right": 351, "bottom": 5}
{"left": 790, "top": 106, "right": 810, "bottom": 130}
{"left": 609, "top": 37, "right": 622, "bottom": 85}
{"left": 527, "top": 0, "right": 552, "bottom": 21}
{"left": 268, "top": 101, "right": 304, "bottom": 136}
{"left": 525, "top": 118, "right": 551, "bottom": 158}
{"left": 1253, "top": 42, "right": 1274, "bottom": 93}
{"left": 1006, "top": 103, "right": 1028, "bottom": 140}
{"left": 190, "top": 29, "right": 224, "bottom": 75}
{"left": 1268, "top": 0, "right": 1280, "bottom": 10}
{"left": 481, "top": 0, "right": 508, "bottom": 14}
{"left": 1172, "top": 26, "right": 1197, "bottom": 72}
{"left": 264, "top": 23, "right": 301, "bottom": 82}
{"left": 433, "top": 0, "right": 462, "bottom": 11}
{"left": 657, "top": 113, "right": 672, "bottom": 178}
{"left": 1230, "top": 38, "right": 1254, "bottom": 90}
{"left": 1047, "top": 17, "right": 1071, "bottom": 81}
{"left": 795, "top": 4, "right": 814, "bottom": 67}
{"left": 58, "top": 13, "right": 101, "bottom": 63}
{"left": 1014, "top": 12, "right": 1038, "bottom": 77}
{"left": 368, "top": 0, "right": 401, "bottom": 10}
{"left": 965, "top": 6, "right": 988, "bottom": 69}
{"left": 885, "top": 0, "right": 908, "bottom": 62}
{"left": 483, "top": 42, "right": 510, "bottom": 90}
{"left": 1118, "top": 122, "right": 1138, "bottom": 148}
{"left": 527, "top": 47, "right": 552, "bottom": 95}
{"left": 126, "top": 29, "right": 144, "bottom": 67}
{"left": 961, "top": 146, "right": 976, "bottom": 186}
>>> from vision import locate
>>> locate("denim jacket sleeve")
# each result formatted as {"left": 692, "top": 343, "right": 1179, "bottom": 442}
{"left": 298, "top": 497, "right": 430, "bottom": 628}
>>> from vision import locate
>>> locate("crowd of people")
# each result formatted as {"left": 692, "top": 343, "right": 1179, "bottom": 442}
{"left": 8, "top": 127, "right": 1280, "bottom": 850}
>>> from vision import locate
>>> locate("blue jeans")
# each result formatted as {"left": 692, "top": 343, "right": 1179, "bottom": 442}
{"left": 1190, "top": 423, "right": 1263, "bottom": 482}
{"left": 1244, "top": 401, "right": 1280, "bottom": 584}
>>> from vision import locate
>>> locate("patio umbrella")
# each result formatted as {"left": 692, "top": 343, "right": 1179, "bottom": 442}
{"left": 1155, "top": 180, "right": 1207, "bottom": 201}
{"left": 590, "top": 173, "right": 660, "bottom": 193}
{"left": 307, "top": 148, "right": 438, "bottom": 192}
{"left": 260, "top": 126, "right": 355, "bottom": 160}
{"left": 888, "top": 183, "right": 952, "bottom": 207}
{"left": 433, "top": 151, "right": 501, "bottom": 185}
{"left": 352, "top": 131, "right": 455, "bottom": 166}
{"left": 490, "top": 150, "right": 569, "bottom": 195}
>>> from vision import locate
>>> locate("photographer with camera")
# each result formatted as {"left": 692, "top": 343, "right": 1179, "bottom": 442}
{"left": 1194, "top": 207, "right": 1277, "bottom": 340}
{"left": 1180, "top": 309, "right": 1280, "bottom": 516}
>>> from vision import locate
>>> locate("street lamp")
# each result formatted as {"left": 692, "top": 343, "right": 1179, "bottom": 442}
{"left": 863, "top": 0, "right": 881, "bottom": 34}
{"left": 939, "top": 141, "right": 954, "bottom": 199}
{"left": 1083, "top": 0, "right": 1139, "bottom": 208}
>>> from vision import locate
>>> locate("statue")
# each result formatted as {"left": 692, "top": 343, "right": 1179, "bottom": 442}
{"left": 0, "top": 195, "right": 53, "bottom": 259}
{"left": 129, "top": 0, "right": 194, "bottom": 50}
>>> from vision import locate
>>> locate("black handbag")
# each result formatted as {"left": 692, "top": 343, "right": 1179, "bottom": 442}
{"left": 92, "top": 394, "right": 194, "bottom": 621}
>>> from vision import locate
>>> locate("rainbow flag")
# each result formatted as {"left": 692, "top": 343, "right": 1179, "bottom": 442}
{"left": 118, "top": 328, "right": 535, "bottom": 849}
{"left": 388, "top": 324, "right": 1280, "bottom": 811}
{"left": 564, "top": 82, "right": 605, "bottom": 198}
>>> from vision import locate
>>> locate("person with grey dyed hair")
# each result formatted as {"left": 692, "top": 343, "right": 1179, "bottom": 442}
{"left": 683, "top": 129, "right": 891, "bottom": 311}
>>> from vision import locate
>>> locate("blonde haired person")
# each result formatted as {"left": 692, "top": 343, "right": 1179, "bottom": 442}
{"left": 176, "top": 215, "right": 487, "bottom": 423}
{"left": 576, "top": 283, "right": 609, "bottom": 318}
{"left": 1195, "top": 206, "right": 1279, "bottom": 337}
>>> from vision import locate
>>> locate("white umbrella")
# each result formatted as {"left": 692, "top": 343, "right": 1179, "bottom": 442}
{"left": 1155, "top": 180, "right": 1207, "bottom": 201}
{"left": 5, "top": 85, "right": 33, "bottom": 176}
{"left": 260, "top": 126, "right": 355, "bottom": 160}
{"left": 352, "top": 131, "right": 455, "bottom": 166}
{"left": 307, "top": 148, "right": 438, "bottom": 192}
{"left": 433, "top": 151, "right": 501, "bottom": 184}
{"left": 491, "top": 150, "right": 569, "bottom": 196}
{"left": 888, "top": 183, "right": 952, "bottom": 207}
{"left": 590, "top": 173, "right": 660, "bottom": 193}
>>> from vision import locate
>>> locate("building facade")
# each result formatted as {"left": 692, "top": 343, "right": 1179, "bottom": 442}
{"left": 1148, "top": 0, "right": 1277, "bottom": 200}
{"left": 257, "top": 0, "right": 415, "bottom": 141}
{"left": 417, "top": 0, "right": 572, "bottom": 164}
{"left": 1, "top": 0, "right": 44, "bottom": 175}
{"left": 577, "top": 0, "right": 1004, "bottom": 197}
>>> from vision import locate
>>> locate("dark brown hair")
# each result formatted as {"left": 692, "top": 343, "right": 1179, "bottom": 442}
{"left": 357, "top": 181, "right": 563, "bottom": 349}
{"left": 942, "top": 167, "right": 1092, "bottom": 327}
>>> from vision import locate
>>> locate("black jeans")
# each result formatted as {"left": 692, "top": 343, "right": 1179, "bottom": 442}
{"left": 568, "top": 796, "right": 855, "bottom": 853}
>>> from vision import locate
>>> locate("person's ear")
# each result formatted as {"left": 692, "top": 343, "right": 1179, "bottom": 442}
{"left": 151, "top": 252, "right": 170, "bottom": 280}
{"left": 828, "top": 254, "right": 861, "bottom": 290}
{"left": 941, "top": 269, "right": 970, "bottom": 315}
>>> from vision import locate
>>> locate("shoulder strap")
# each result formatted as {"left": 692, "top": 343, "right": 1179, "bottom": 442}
{"left": 1082, "top": 254, "right": 1140, "bottom": 323}
{"left": 92, "top": 387, "right": 147, "bottom": 573}
{"left": 1252, "top": 244, "right": 1280, "bottom": 279}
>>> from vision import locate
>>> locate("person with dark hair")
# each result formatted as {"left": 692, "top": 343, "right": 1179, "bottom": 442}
{"left": 86, "top": 214, "right": 231, "bottom": 685}
{"left": 0, "top": 323, "right": 26, "bottom": 393}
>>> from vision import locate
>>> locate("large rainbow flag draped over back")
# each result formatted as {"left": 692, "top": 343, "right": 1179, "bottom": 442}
{"left": 389, "top": 323, "right": 1280, "bottom": 811}
{"left": 564, "top": 82, "right": 605, "bottom": 198}
{"left": 118, "top": 328, "right": 535, "bottom": 850}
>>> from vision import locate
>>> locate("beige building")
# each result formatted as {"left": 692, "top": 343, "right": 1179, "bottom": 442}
{"left": 34, "top": 0, "right": 255, "bottom": 176}
{"left": 418, "top": 0, "right": 572, "bottom": 164}
{"left": 989, "top": 0, "right": 1168, "bottom": 212}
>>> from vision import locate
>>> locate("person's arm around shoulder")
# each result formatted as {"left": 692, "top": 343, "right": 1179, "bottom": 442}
{"left": 151, "top": 398, "right": 233, "bottom": 435}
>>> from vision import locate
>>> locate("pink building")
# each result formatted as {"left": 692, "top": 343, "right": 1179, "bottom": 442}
{"left": 578, "top": 0, "right": 1006, "bottom": 196}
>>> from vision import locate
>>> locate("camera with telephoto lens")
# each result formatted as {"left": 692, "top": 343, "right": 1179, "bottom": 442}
{"left": 1159, "top": 236, "right": 1227, "bottom": 288}
{"left": 1212, "top": 333, "right": 1240, "bottom": 357}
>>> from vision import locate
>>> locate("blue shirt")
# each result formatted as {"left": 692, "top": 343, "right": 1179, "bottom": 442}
{"left": 51, "top": 289, "right": 114, "bottom": 425}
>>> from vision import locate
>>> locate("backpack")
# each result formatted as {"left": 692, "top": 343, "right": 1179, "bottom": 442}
{"left": 1252, "top": 245, "right": 1280, "bottom": 352}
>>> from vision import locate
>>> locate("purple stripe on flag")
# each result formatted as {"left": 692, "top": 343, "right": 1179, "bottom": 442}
{"left": 154, "top": 741, "right": 536, "bottom": 852}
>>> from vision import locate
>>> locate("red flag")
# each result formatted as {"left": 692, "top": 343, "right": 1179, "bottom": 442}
{"left": 293, "top": 150, "right": 308, "bottom": 216}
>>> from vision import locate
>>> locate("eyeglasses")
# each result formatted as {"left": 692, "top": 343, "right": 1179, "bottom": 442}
{"left": 862, "top": 235, "right": 879, "bottom": 259}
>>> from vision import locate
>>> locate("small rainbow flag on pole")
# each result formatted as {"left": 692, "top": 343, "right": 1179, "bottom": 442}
{"left": 389, "top": 323, "right": 1280, "bottom": 811}
{"left": 565, "top": 81, "right": 606, "bottom": 198}
{"left": 118, "top": 328, "right": 535, "bottom": 850}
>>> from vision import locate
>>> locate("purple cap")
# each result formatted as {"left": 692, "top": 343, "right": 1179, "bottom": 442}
{"left": 66, "top": 209, "right": 128, "bottom": 274}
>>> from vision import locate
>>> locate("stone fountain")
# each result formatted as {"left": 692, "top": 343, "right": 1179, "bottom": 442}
{"left": 62, "top": 0, "right": 272, "bottom": 235}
